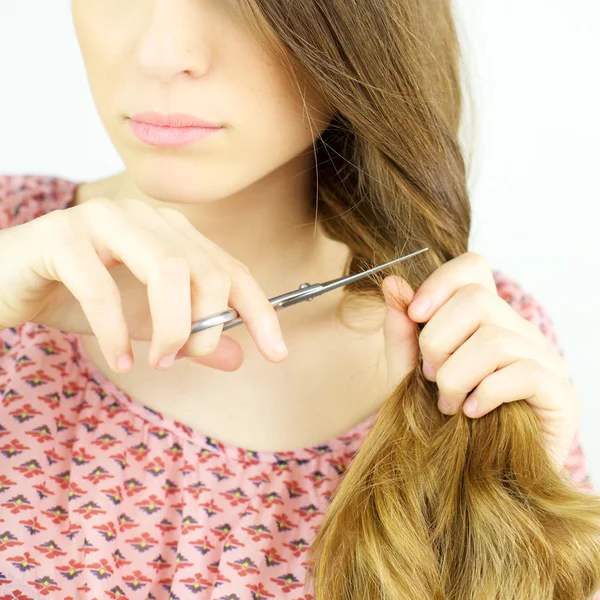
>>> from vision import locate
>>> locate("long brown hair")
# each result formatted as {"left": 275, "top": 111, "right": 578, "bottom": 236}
{"left": 234, "top": 0, "right": 600, "bottom": 597}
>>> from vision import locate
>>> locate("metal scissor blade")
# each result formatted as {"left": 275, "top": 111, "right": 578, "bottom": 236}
{"left": 274, "top": 246, "right": 429, "bottom": 309}
{"left": 192, "top": 246, "right": 429, "bottom": 333}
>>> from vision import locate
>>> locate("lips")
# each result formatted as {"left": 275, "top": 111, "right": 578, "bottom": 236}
{"left": 129, "top": 111, "right": 222, "bottom": 128}
{"left": 127, "top": 113, "right": 224, "bottom": 147}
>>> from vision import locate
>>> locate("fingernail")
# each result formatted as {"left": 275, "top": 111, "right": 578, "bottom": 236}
{"left": 271, "top": 337, "right": 288, "bottom": 357}
{"left": 268, "top": 321, "right": 288, "bottom": 357}
{"left": 463, "top": 396, "right": 479, "bottom": 417}
{"left": 423, "top": 360, "right": 436, "bottom": 379}
{"left": 117, "top": 353, "right": 133, "bottom": 373}
{"left": 157, "top": 354, "right": 177, "bottom": 369}
{"left": 410, "top": 296, "right": 431, "bottom": 318}
{"left": 439, "top": 402, "right": 452, "bottom": 414}
{"left": 438, "top": 394, "right": 453, "bottom": 414}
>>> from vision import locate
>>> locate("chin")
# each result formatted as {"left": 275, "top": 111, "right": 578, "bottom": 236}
{"left": 131, "top": 162, "right": 238, "bottom": 205}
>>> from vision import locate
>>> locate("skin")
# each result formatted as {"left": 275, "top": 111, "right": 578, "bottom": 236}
{"left": 69, "top": 0, "right": 390, "bottom": 452}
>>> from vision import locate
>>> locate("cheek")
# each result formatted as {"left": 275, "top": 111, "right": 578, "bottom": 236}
{"left": 249, "top": 96, "right": 331, "bottom": 169}
{"left": 72, "top": 2, "right": 133, "bottom": 81}
{"left": 233, "top": 64, "right": 331, "bottom": 157}
{"left": 232, "top": 100, "right": 317, "bottom": 178}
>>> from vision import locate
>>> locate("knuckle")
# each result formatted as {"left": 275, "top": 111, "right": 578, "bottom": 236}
{"left": 38, "top": 208, "right": 71, "bottom": 237}
{"left": 476, "top": 323, "right": 503, "bottom": 348}
{"left": 435, "top": 366, "right": 462, "bottom": 397}
{"left": 523, "top": 358, "right": 546, "bottom": 385}
{"left": 418, "top": 335, "right": 437, "bottom": 358}
{"left": 155, "top": 255, "right": 190, "bottom": 276}
{"left": 56, "top": 227, "right": 86, "bottom": 254}
{"left": 461, "top": 282, "right": 489, "bottom": 303}
{"left": 465, "top": 251, "right": 489, "bottom": 270}
{"left": 418, "top": 325, "right": 444, "bottom": 356}
{"left": 78, "top": 197, "right": 119, "bottom": 225}
{"left": 156, "top": 205, "right": 189, "bottom": 223}
{"left": 112, "top": 196, "right": 143, "bottom": 210}
{"left": 156, "top": 317, "right": 192, "bottom": 345}
{"left": 229, "top": 259, "right": 252, "bottom": 278}
{"left": 85, "top": 196, "right": 116, "bottom": 213}
{"left": 199, "top": 265, "right": 230, "bottom": 291}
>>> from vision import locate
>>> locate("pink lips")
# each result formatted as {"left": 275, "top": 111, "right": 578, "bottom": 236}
{"left": 128, "top": 112, "right": 224, "bottom": 147}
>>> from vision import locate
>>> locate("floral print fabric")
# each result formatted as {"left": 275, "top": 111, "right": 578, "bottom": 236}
{"left": 0, "top": 175, "right": 595, "bottom": 599}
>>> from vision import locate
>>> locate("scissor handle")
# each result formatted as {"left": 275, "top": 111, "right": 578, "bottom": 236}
{"left": 189, "top": 282, "right": 322, "bottom": 334}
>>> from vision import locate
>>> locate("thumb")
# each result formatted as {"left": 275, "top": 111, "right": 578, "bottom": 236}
{"left": 382, "top": 275, "right": 420, "bottom": 390}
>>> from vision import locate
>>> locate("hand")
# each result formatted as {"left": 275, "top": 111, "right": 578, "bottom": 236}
{"left": 0, "top": 196, "right": 288, "bottom": 373}
{"left": 381, "top": 251, "right": 581, "bottom": 469}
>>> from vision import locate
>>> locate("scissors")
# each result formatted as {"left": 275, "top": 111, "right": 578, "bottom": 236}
{"left": 190, "top": 247, "right": 429, "bottom": 334}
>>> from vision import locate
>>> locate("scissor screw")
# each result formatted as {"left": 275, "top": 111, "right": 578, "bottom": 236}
{"left": 298, "top": 282, "right": 313, "bottom": 301}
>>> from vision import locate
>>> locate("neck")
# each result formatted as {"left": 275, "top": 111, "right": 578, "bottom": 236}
{"left": 73, "top": 163, "right": 388, "bottom": 452}
{"left": 74, "top": 154, "right": 357, "bottom": 341}
{"left": 108, "top": 152, "right": 338, "bottom": 293}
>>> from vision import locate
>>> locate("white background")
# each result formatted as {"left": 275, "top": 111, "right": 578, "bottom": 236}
{"left": 1, "top": 2, "right": 599, "bottom": 482}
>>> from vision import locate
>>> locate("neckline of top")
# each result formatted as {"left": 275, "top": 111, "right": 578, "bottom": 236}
{"left": 52, "top": 176, "right": 380, "bottom": 466}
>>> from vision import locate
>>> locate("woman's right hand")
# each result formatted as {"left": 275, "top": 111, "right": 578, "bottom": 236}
{"left": 0, "top": 196, "right": 288, "bottom": 373}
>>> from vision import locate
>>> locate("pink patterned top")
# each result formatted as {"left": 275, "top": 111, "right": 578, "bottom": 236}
{"left": 0, "top": 175, "right": 595, "bottom": 600}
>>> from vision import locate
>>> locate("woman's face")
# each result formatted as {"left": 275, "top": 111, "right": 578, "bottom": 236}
{"left": 71, "top": 0, "right": 332, "bottom": 204}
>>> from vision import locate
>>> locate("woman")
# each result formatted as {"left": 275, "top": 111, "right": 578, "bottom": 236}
{"left": 1, "top": 1, "right": 599, "bottom": 598}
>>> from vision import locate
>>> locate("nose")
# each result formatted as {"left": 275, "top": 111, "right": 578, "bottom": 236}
{"left": 136, "top": 0, "right": 212, "bottom": 82}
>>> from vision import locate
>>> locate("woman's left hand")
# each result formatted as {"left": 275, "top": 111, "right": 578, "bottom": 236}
{"left": 381, "top": 251, "right": 581, "bottom": 470}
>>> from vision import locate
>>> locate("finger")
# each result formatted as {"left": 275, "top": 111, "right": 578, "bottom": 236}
{"left": 433, "top": 325, "right": 570, "bottom": 415}
{"left": 74, "top": 199, "right": 203, "bottom": 368}
{"left": 180, "top": 264, "right": 287, "bottom": 363}
{"left": 419, "top": 283, "right": 548, "bottom": 377}
{"left": 158, "top": 208, "right": 288, "bottom": 363}
{"left": 225, "top": 265, "right": 288, "bottom": 361}
{"left": 408, "top": 252, "right": 497, "bottom": 322}
{"left": 177, "top": 334, "right": 244, "bottom": 372}
{"left": 460, "top": 358, "right": 577, "bottom": 418}
{"left": 113, "top": 199, "right": 220, "bottom": 365}
{"left": 381, "top": 275, "right": 419, "bottom": 391}
{"left": 50, "top": 231, "right": 132, "bottom": 373}
{"left": 146, "top": 255, "right": 193, "bottom": 368}
{"left": 460, "top": 360, "right": 580, "bottom": 469}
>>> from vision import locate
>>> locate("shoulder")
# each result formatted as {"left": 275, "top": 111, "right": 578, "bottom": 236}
{"left": 492, "top": 269, "right": 563, "bottom": 356}
{"left": 0, "top": 174, "right": 78, "bottom": 230}
{"left": 492, "top": 269, "right": 593, "bottom": 490}
{"left": 493, "top": 268, "right": 545, "bottom": 310}
{"left": 0, "top": 323, "right": 84, "bottom": 448}
{"left": 0, "top": 322, "right": 79, "bottom": 385}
